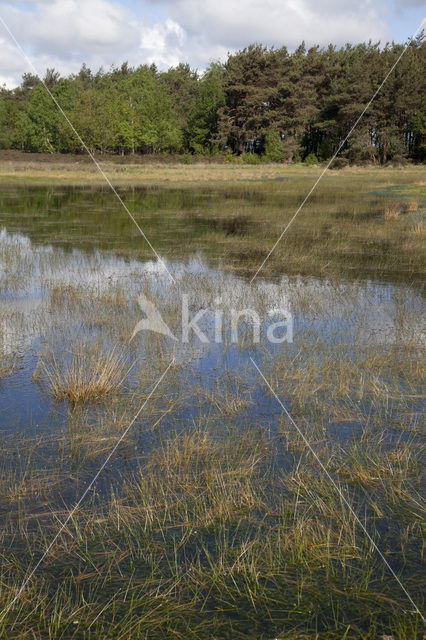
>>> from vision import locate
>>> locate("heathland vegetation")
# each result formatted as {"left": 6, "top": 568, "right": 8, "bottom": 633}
{"left": 0, "top": 36, "right": 425, "bottom": 163}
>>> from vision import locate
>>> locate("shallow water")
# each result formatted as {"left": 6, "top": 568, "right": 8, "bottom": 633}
{"left": 1, "top": 182, "right": 424, "bottom": 282}
{"left": 0, "top": 224, "right": 423, "bottom": 444}
{"left": 0, "top": 185, "right": 425, "bottom": 636}
{"left": 0, "top": 185, "right": 424, "bottom": 443}
{"left": 0, "top": 185, "right": 423, "bottom": 474}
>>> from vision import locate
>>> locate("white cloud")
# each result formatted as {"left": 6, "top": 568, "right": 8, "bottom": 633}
{"left": 146, "top": 0, "right": 390, "bottom": 48}
{"left": 0, "top": 0, "right": 410, "bottom": 88}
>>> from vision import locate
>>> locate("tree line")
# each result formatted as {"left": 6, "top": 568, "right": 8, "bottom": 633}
{"left": 0, "top": 37, "right": 425, "bottom": 164}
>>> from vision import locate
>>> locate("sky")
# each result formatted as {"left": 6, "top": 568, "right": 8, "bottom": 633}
{"left": 0, "top": 0, "right": 424, "bottom": 87}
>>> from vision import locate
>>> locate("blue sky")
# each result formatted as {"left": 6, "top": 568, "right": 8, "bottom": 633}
{"left": 119, "top": 0, "right": 425, "bottom": 43}
{"left": 0, "top": 0, "right": 424, "bottom": 87}
{"left": 386, "top": 2, "right": 426, "bottom": 42}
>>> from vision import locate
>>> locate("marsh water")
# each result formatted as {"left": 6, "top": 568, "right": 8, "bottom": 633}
{"left": 0, "top": 184, "right": 425, "bottom": 637}
{"left": 0, "top": 185, "right": 424, "bottom": 449}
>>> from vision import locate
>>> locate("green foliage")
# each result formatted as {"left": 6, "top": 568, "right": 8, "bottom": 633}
{"left": 224, "top": 149, "right": 242, "bottom": 163}
{"left": 17, "top": 84, "right": 59, "bottom": 152}
{"left": 160, "top": 63, "right": 198, "bottom": 139}
{"left": 242, "top": 152, "right": 261, "bottom": 164}
{"left": 331, "top": 157, "right": 349, "bottom": 169}
{"left": 304, "top": 152, "right": 319, "bottom": 166}
{"left": 263, "top": 130, "right": 284, "bottom": 162}
{"left": 180, "top": 152, "right": 195, "bottom": 164}
{"left": 187, "top": 63, "right": 225, "bottom": 154}
{"left": 0, "top": 37, "right": 424, "bottom": 163}
{"left": 217, "top": 38, "right": 425, "bottom": 164}
{"left": 411, "top": 112, "right": 426, "bottom": 161}
{"left": 0, "top": 89, "right": 21, "bottom": 149}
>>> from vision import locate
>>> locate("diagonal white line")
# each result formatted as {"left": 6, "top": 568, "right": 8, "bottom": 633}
{"left": 0, "top": 15, "right": 175, "bottom": 283}
{"left": 250, "top": 356, "right": 426, "bottom": 624}
{"left": 0, "top": 357, "right": 175, "bottom": 623}
{"left": 250, "top": 18, "right": 426, "bottom": 283}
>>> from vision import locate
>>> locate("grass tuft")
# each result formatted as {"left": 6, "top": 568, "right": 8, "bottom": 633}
{"left": 36, "top": 345, "right": 131, "bottom": 403}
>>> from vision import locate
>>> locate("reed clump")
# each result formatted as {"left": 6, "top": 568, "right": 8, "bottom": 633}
{"left": 36, "top": 346, "right": 130, "bottom": 403}
{"left": 383, "top": 199, "right": 419, "bottom": 220}
{"left": 0, "top": 354, "right": 18, "bottom": 378}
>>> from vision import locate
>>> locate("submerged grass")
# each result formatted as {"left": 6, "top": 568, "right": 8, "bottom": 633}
{"left": 0, "top": 166, "right": 424, "bottom": 638}
{"left": 0, "top": 423, "right": 423, "bottom": 639}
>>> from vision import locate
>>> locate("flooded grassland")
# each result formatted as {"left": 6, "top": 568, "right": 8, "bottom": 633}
{"left": 0, "top": 166, "right": 424, "bottom": 639}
